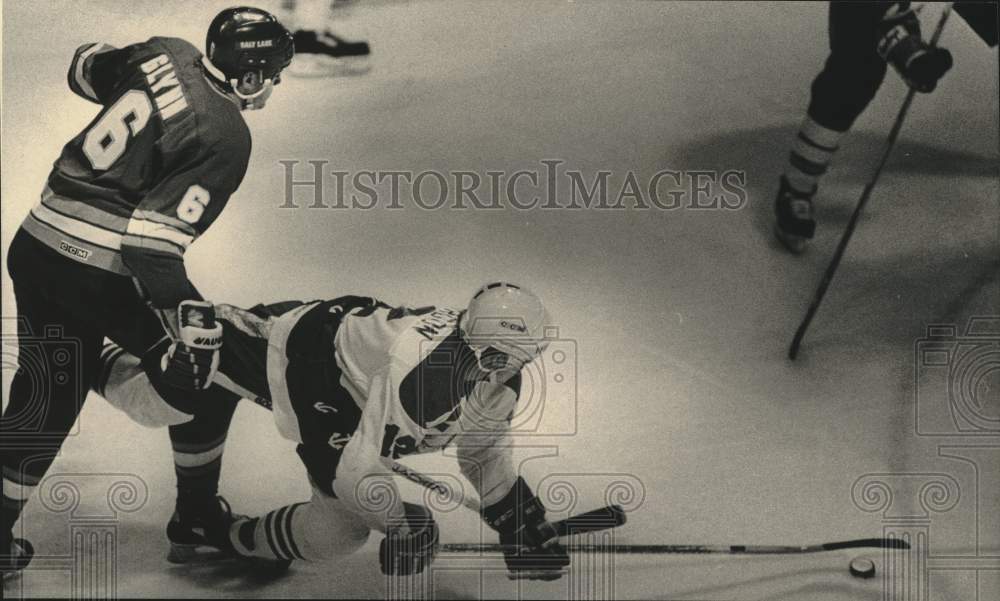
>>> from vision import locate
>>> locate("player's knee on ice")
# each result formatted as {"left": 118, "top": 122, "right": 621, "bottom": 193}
{"left": 299, "top": 487, "right": 372, "bottom": 560}
{"left": 94, "top": 344, "right": 193, "bottom": 428}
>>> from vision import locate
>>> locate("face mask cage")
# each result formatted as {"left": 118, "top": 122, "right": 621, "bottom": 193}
{"left": 468, "top": 342, "right": 537, "bottom": 374}
{"left": 230, "top": 69, "right": 279, "bottom": 109}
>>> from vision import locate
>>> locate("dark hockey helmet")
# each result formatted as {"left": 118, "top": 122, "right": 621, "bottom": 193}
{"left": 206, "top": 7, "right": 294, "bottom": 86}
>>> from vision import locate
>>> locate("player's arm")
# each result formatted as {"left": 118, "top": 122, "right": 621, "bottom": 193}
{"left": 331, "top": 375, "right": 438, "bottom": 576}
{"left": 121, "top": 138, "right": 249, "bottom": 315}
{"left": 121, "top": 139, "right": 249, "bottom": 387}
{"left": 454, "top": 379, "right": 519, "bottom": 506}
{"left": 456, "top": 375, "right": 570, "bottom": 581}
{"left": 67, "top": 42, "right": 125, "bottom": 104}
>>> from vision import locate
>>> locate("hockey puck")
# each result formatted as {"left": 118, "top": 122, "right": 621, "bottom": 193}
{"left": 849, "top": 557, "right": 876, "bottom": 579}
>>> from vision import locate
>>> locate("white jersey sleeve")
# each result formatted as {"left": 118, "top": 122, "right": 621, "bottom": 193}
{"left": 333, "top": 303, "right": 520, "bottom": 511}
{"left": 453, "top": 379, "right": 518, "bottom": 507}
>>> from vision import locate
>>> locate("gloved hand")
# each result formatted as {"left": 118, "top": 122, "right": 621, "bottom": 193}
{"left": 160, "top": 300, "right": 222, "bottom": 390}
{"left": 379, "top": 503, "right": 439, "bottom": 576}
{"left": 877, "top": 5, "right": 952, "bottom": 93}
{"left": 483, "top": 477, "right": 570, "bottom": 581}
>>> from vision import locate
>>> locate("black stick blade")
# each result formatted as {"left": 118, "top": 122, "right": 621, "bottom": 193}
{"left": 821, "top": 538, "right": 911, "bottom": 551}
{"left": 556, "top": 504, "right": 627, "bottom": 538}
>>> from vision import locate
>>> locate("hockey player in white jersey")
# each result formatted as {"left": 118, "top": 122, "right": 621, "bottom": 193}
{"left": 95, "top": 283, "right": 570, "bottom": 580}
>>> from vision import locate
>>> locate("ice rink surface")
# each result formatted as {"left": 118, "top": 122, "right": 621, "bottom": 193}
{"left": 2, "top": 1, "right": 998, "bottom": 599}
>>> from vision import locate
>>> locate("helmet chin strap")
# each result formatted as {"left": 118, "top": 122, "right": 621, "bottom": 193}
{"left": 230, "top": 78, "right": 273, "bottom": 110}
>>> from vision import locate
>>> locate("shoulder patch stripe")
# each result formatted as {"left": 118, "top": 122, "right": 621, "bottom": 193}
{"left": 72, "top": 43, "right": 105, "bottom": 102}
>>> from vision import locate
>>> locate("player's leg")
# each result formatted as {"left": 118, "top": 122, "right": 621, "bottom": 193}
{"left": 229, "top": 476, "right": 371, "bottom": 564}
{"left": 2, "top": 231, "right": 103, "bottom": 577}
{"left": 775, "top": 2, "right": 890, "bottom": 253}
{"left": 93, "top": 307, "right": 278, "bottom": 564}
{"left": 226, "top": 441, "right": 429, "bottom": 570}
{"left": 101, "top": 287, "right": 248, "bottom": 564}
{"left": 162, "top": 393, "right": 240, "bottom": 563}
{"left": 224, "top": 300, "right": 379, "bottom": 565}
{"left": 93, "top": 343, "right": 194, "bottom": 428}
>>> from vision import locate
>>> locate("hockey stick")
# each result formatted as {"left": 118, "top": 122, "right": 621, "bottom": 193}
{"left": 377, "top": 462, "right": 906, "bottom": 556}
{"left": 383, "top": 458, "right": 627, "bottom": 537}
{"left": 787, "top": 4, "right": 953, "bottom": 360}
{"left": 440, "top": 536, "right": 910, "bottom": 555}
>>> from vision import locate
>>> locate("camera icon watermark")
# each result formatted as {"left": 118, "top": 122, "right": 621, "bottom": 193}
{"left": 1, "top": 317, "right": 84, "bottom": 439}
{"left": 412, "top": 322, "right": 578, "bottom": 438}
{"left": 914, "top": 316, "right": 999, "bottom": 436}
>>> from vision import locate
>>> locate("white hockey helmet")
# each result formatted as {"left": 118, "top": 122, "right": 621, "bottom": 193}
{"left": 459, "top": 282, "right": 551, "bottom": 373}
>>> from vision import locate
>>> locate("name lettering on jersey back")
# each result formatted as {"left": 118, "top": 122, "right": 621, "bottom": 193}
{"left": 414, "top": 308, "right": 460, "bottom": 341}
{"left": 140, "top": 54, "right": 189, "bottom": 121}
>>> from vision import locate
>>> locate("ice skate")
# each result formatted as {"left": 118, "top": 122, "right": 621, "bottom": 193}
{"left": 1, "top": 532, "right": 34, "bottom": 582}
{"left": 773, "top": 176, "right": 817, "bottom": 254}
{"left": 167, "top": 496, "right": 291, "bottom": 572}
{"left": 289, "top": 30, "right": 372, "bottom": 77}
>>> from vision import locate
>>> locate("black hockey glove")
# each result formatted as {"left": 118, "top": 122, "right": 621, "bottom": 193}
{"left": 483, "top": 477, "right": 570, "bottom": 581}
{"left": 379, "top": 503, "right": 439, "bottom": 576}
{"left": 877, "top": 6, "right": 952, "bottom": 93}
{"left": 160, "top": 300, "right": 222, "bottom": 390}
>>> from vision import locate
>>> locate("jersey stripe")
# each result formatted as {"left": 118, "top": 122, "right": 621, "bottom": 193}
{"left": 31, "top": 203, "right": 122, "bottom": 250}
{"left": 121, "top": 233, "right": 185, "bottom": 257}
{"left": 41, "top": 192, "right": 129, "bottom": 232}
{"left": 21, "top": 213, "right": 130, "bottom": 274}
{"left": 125, "top": 217, "right": 195, "bottom": 249}
{"left": 132, "top": 209, "right": 197, "bottom": 236}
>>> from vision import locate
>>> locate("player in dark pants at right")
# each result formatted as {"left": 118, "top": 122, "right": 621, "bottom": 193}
{"left": 1, "top": 7, "right": 293, "bottom": 578}
{"left": 774, "top": 1, "right": 998, "bottom": 253}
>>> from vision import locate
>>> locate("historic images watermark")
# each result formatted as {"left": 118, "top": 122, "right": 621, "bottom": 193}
{"left": 277, "top": 159, "right": 748, "bottom": 211}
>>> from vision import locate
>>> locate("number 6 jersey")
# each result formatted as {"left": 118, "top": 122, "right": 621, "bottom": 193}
{"left": 21, "top": 37, "right": 251, "bottom": 308}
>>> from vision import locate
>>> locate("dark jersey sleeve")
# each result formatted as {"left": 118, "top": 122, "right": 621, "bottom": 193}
{"left": 120, "top": 133, "right": 251, "bottom": 309}
{"left": 66, "top": 43, "right": 128, "bottom": 104}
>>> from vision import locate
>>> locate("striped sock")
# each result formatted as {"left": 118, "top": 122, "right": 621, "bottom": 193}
{"left": 2, "top": 466, "right": 40, "bottom": 533}
{"left": 232, "top": 503, "right": 308, "bottom": 561}
{"left": 172, "top": 435, "right": 226, "bottom": 512}
{"left": 783, "top": 116, "right": 844, "bottom": 195}
{"left": 95, "top": 342, "right": 126, "bottom": 397}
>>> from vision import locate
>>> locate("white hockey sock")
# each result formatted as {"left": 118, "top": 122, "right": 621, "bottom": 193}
{"left": 232, "top": 503, "right": 308, "bottom": 561}
{"left": 783, "top": 116, "right": 844, "bottom": 194}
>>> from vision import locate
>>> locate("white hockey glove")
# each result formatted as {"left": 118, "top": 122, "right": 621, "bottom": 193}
{"left": 160, "top": 300, "right": 222, "bottom": 390}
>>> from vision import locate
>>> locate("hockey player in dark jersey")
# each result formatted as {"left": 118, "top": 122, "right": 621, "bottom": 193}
{"left": 774, "top": 1, "right": 998, "bottom": 253}
{"left": 93, "top": 283, "right": 571, "bottom": 580}
{"left": 1, "top": 7, "right": 293, "bottom": 578}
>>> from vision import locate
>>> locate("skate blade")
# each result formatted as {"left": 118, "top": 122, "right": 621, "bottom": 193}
{"left": 167, "top": 543, "right": 292, "bottom": 573}
{"left": 506, "top": 568, "right": 568, "bottom": 581}
{"left": 774, "top": 223, "right": 809, "bottom": 255}
{"left": 287, "top": 55, "right": 371, "bottom": 78}
{"left": 166, "top": 542, "right": 229, "bottom": 564}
